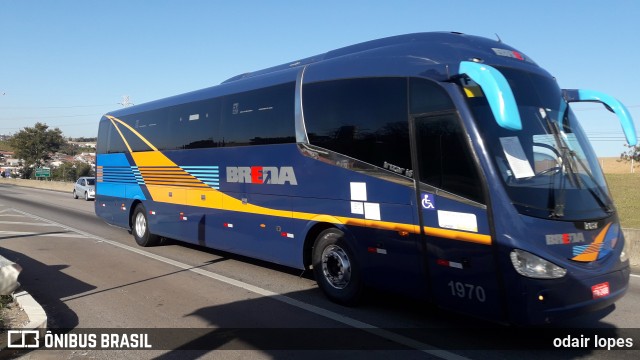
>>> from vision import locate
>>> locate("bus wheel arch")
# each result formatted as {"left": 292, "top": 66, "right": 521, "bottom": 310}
{"left": 130, "top": 202, "right": 160, "bottom": 247}
{"left": 303, "top": 222, "right": 334, "bottom": 270}
{"left": 311, "top": 227, "right": 363, "bottom": 306}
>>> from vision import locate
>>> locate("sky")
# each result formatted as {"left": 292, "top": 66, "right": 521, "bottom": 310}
{"left": 1, "top": 0, "right": 639, "bottom": 156}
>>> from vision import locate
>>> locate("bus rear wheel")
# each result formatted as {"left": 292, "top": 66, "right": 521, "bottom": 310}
{"left": 312, "top": 228, "right": 362, "bottom": 306}
{"left": 132, "top": 204, "right": 160, "bottom": 247}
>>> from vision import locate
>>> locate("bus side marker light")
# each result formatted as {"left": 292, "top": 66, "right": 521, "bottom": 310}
{"left": 367, "top": 247, "right": 387, "bottom": 255}
{"left": 436, "top": 259, "right": 463, "bottom": 269}
{"left": 224, "top": 223, "right": 234, "bottom": 228}
{"left": 179, "top": 212, "right": 188, "bottom": 221}
{"left": 259, "top": 224, "right": 266, "bottom": 228}
{"left": 281, "top": 232, "right": 294, "bottom": 238}
{"left": 398, "top": 230, "right": 409, "bottom": 237}
{"left": 121, "top": 204, "right": 126, "bottom": 211}
{"left": 149, "top": 210, "right": 156, "bottom": 215}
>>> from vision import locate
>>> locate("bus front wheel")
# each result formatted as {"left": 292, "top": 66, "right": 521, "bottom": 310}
{"left": 132, "top": 204, "right": 160, "bottom": 247}
{"left": 312, "top": 228, "right": 362, "bottom": 306}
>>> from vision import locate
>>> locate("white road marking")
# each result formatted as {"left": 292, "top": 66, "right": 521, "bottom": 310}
{"left": 9, "top": 208, "right": 469, "bottom": 360}
{"left": 0, "top": 230, "right": 88, "bottom": 238}
{"left": 0, "top": 220, "right": 65, "bottom": 226}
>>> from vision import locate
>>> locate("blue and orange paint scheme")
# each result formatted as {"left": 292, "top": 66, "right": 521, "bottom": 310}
{"left": 96, "top": 32, "right": 632, "bottom": 325}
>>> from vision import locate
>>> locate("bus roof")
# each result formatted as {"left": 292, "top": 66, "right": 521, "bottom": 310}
{"left": 222, "top": 32, "right": 541, "bottom": 83}
{"left": 105, "top": 32, "right": 548, "bottom": 119}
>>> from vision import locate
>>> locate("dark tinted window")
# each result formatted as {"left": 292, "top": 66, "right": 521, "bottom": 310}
{"left": 97, "top": 117, "right": 127, "bottom": 154}
{"left": 415, "top": 113, "right": 484, "bottom": 203}
{"left": 221, "top": 82, "right": 295, "bottom": 146}
{"left": 96, "top": 118, "right": 110, "bottom": 154}
{"left": 303, "top": 78, "right": 411, "bottom": 173}
{"left": 167, "top": 99, "right": 221, "bottom": 149}
{"left": 410, "top": 78, "right": 454, "bottom": 114}
{"left": 120, "top": 112, "right": 156, "bottom": 152}
{"left": 99, "top": 82, "right": 295, "bottom": 153}
{"left": 120, "top": 99, "right": 221, "bottom": 151}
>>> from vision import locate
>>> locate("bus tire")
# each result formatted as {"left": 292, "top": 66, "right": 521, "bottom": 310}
{"left": 132, "top": 204, "right": 160, "bottom": 247}
{"left": 312, "top": 228, "right": 362, "bottom": 306}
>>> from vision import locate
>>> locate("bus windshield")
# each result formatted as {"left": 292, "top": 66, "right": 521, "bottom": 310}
{"left": 465, "top": 67, "right": 612, "bottom": 220}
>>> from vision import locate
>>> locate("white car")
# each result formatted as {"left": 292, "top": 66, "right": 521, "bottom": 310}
{"left": 73, "top": 177, "right": 95, "bottom": 201}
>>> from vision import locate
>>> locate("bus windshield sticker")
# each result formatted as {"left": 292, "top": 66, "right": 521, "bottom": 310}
{"left": 499, "top": 137, "right": 535, "bottom": 179}
{"left": 364, "top": 202, "right": 381, "bottom": 221}
{"left": 437, "top": 210, "right": 478, "bottom": 233}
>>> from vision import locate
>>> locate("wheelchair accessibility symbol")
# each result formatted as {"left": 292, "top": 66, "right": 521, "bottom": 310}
{"left": 421, "top": 193, "right": 436, "bottom": 210}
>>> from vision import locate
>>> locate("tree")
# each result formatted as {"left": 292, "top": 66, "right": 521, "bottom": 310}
{"left": 51, "top": 161, "right": 93, "bottom": 182}
{"left": 620, "top": 144, "right": 640, "bottom": 162}
{"left": 8, "top": 122, "right": 67, "bottom": 179}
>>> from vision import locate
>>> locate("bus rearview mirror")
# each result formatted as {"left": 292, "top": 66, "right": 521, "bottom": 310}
{"left": 563, "top": 89, "right": 637, "bottom": 146}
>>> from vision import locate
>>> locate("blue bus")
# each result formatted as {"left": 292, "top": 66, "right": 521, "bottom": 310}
{"left": 96, "top": 32, "right": 636, "bottom": 325}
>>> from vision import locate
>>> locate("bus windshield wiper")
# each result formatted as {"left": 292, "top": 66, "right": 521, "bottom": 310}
{"left": 544, "top": 115, "right": 570, "bottom": 218}
{"left": 543, "top": 109, "right": 613, "bottom": 217}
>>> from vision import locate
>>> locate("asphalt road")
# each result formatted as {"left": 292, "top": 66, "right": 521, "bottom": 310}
{"left": 0, "top": 183, "right": 638, "bottom": 359}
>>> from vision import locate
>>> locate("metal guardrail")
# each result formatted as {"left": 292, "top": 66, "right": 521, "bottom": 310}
{"left": 623, "top": 228, "right": 640, "bottom": 268}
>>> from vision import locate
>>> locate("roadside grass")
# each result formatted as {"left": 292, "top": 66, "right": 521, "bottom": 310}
{"left": 0, "top": 295, "right": 13, "bottom": 329}
{"left": 606, "top": 174, "right": 640, "bottom": 229}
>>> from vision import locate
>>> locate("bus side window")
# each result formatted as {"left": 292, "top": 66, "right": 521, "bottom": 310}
{"left": 111, "top": 110, "right": 165, "bottom": 152}
{"left": 97, "top": 119, "right": 110, "bottom": 154}
{"left": 303, "top": 78, "right": 411, "bottom": 173}
{"left": 414, "top": 114, "right": 484, "bottom": 204}
{"left": 221, "top": 82, "right": 296, "bottom": 147}
{"left": 98, "top": 118, "right": 127, "bottom": 154}
{"left": 410, "top": 78, "right": 454, "bottom": 114}
{"left": 168, "top": 99, "right": 221, "bottom": 150}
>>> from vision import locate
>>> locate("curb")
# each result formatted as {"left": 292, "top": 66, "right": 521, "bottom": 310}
{"left": 0, "top": 290, "right": 47, "bottom": 352}
{"left": 12, "top": 290, "right": 47, "bottom": 334}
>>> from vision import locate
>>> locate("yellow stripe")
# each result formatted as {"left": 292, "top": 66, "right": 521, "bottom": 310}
{"left": 105, "top": 115, "right": 492, "bottom": 246}
{"left": 109, "top": 120, "right": 133, "bottom": 153}
{"left": 106, "top": 115, "right": 158, "bottom": 151}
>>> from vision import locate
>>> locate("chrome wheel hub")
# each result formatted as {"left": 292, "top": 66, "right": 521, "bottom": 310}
{"left": 321, "top": 244, "right": 351, "bottom": 289}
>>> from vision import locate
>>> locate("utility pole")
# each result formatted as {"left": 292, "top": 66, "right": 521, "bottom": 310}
{"left": 119, "top": 95, "right": 134, "bottom": 107}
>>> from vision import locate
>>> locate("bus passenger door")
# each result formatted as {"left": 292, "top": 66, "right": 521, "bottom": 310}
{"left": 411, "top": 113, "right": 503, "bottom": 321}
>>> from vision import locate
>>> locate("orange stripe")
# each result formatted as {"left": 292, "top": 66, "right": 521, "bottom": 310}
{"left": 106, "top": 114, "right": 492, "bottom": 246}
{"left": 571, "top": 223, "right": 611, "bottom": 262}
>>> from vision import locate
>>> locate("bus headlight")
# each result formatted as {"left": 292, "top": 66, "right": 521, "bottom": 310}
{"left": 620, "top": 239, "right": 629, "bottom": 263}
{"left": 510, "top": 249, "right": 567, "bottom": 279}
